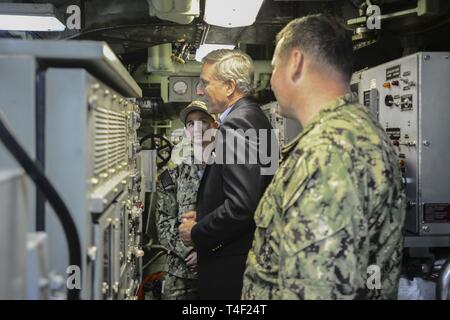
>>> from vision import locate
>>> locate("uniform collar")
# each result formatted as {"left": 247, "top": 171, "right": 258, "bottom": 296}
{"left": 280, "top": 93, "right": 357, "bottom": 159}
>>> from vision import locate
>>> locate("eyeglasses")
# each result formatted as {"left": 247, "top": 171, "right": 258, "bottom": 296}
{"left": 197, "top": 78, "right": 209, "bottom": 91}
{"left": 197, "top": 77, "right": 224, "bottom": 91}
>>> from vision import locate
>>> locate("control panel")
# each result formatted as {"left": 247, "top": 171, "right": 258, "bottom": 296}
{"left": 45, "top": 69, "right": 144, "bottom": 299}
{"left": 261, "top": 101, "right": 303, "bottom": 147}
{"left": 359, "top": 52, "right": 450, "bottom": 236}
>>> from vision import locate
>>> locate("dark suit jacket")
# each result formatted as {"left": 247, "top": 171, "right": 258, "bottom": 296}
{"left": 191, "top": 96, "right": 275, "bottom": 299}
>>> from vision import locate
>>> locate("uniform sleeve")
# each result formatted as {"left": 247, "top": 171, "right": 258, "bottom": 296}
{"left": 278, "top": 149, "right": 368, "bottom": 299}
{"left": 155, "top": 175, "right": 193, "bottom": 260}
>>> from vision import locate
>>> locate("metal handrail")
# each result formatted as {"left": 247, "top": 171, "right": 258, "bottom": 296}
{"left": 437, "top": 257, "right": 450, "bottom": 300}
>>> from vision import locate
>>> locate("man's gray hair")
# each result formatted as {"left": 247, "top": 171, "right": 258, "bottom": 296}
{"left": 202, "top": 49, "right": 254, "bottom": 95}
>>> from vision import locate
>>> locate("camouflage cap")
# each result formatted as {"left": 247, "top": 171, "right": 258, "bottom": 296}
{"left": 179, "top": 100, "right": 215, "bottom": 125}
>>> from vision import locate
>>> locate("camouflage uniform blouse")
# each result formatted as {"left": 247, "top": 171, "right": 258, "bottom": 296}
{"left": 156, "top": 162, "right": 205, "bottom": 279}
{"left": 242, "top": 94, "right": 406, "bottom": 299}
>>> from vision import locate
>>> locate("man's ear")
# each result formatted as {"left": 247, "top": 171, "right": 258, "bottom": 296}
{"left": 226, "top": 79, "right": 237, "bottom": 96}
{"left": 288, "top": 48, "right": 304, "bottom": 84}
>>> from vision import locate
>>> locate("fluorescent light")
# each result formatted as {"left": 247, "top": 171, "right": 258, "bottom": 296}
{"left": 0, "top": 3, "right": 65, "bottom": 32}
{"left": 195, "top": 44, "right": 236, "bottom": 62}
{"left": 204, "top": 0, "right": 264, "bottom": 28}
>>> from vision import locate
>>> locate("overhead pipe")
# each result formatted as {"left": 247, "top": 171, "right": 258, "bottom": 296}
{"left": 148, "top": 0, "right": 198, "bottom": 24}
{"left": 174, "top": 0, "right": 192, "bottom": 12}
{"left": 152, "top": 0, "right": 173, "bottom": 13}
{"left": 147, "top": 43, "right": 175, "bottom": 72}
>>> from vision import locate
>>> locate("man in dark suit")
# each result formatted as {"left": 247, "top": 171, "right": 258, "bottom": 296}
{"left": 178, "top": 49, "right": 276, "bottom": 299}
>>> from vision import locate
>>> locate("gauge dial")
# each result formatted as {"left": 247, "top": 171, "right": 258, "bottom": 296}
{"left": 173, "top": 80, "right": 188, "bottom": 95}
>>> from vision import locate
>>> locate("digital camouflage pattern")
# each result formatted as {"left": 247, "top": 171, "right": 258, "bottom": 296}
{"left": 242, "top": 93, "right": 406, "bottom": 300}
{"left": 162, "top": 274, "right": 198, "bottom": 300}
{"left": 156, "top": 160, "right": 205, "bottom": 299}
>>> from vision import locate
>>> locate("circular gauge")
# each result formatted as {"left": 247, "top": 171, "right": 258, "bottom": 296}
{"left": 173, "top": 80, "right": 188, "bottom": 95}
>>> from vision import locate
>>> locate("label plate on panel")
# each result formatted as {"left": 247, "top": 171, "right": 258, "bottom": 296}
{"left": 386, "top": 65, "right": 401, "bottom": 80}
{"left": 423, "top": 203, "right": 450, "bottom": 223}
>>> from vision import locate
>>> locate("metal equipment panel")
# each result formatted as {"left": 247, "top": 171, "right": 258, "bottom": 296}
{"left": 0, "top": 170, "right": 28, "bottom": 299}
{"left": 0, "top": 56, "right": 37, "bottom": 231}
{"left": 44, "top": 68, "right": 144, "bottom": 299}
{"left": 418, "top": 52, "right": 450, "bottom": 235}
{"left": 359, "top": 52, "right": 450, "bottom": 237}
{"left": 93, "top": 204, "right": 116, "bottom": 300}
{"left": 0, "top": 39, "right": 142, "bottom": 98}
{"left": 0, "top": 40, "right": 145, "bottom": 300}
{"left": 169, "top": 76, "right": 194, "bottom": 102}
{"left": 44, "top": 69, "right": 92, "bottom": 298}
{"left": 360, "top": 54, "right": 419, "bottom": 233}
{"left": 261, "top": 101, "right": 302, "bottom": 147}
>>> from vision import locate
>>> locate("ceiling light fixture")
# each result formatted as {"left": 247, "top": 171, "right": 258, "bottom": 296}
{"left": 204, "top": 0, "right": 264, "bottom": 28}
{"left": 0, "top": 3, "right": 66, "bottom": 32}
{"left": 195, "top": 44, "right": 236, "bottom": 62}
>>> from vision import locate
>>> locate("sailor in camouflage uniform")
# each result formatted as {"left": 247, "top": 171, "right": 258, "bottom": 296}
{"left": 242, "top": 15, "right": 406, "bottom": 300}
{"left": 156, "top": 101, "right": 217, "bottom": 299}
